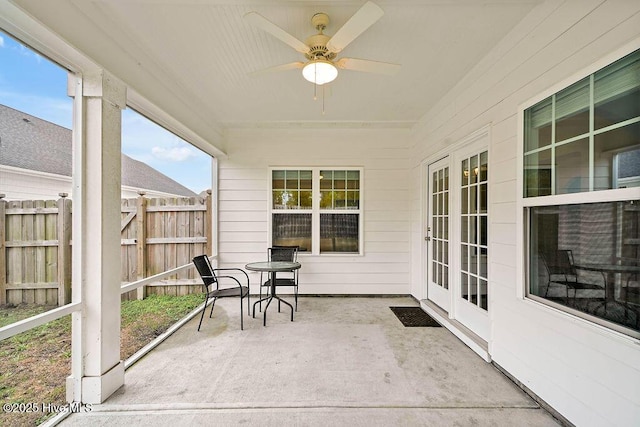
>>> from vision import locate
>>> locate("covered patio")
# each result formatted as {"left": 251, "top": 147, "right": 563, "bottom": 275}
{"left": 58, "top": 297, "right": 559, "bottom": 426}
{"left": 1, "top": 1, "right": 639, "bottom": 426}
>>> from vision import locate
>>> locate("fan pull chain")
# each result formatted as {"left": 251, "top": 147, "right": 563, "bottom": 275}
{"left": 313, "top": 63, "right": 318, "bottom": 100}
{"left": 322, "top": 84, "right": 325, "bottom": 115}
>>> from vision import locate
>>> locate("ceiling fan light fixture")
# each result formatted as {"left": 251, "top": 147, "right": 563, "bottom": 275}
{"left": 302, "top": 59, "right": 338, "bottom": 85}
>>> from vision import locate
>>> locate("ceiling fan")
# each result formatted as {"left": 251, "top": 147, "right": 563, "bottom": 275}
{"left": 244, "top": 1, "right": 400, "bottom": 86}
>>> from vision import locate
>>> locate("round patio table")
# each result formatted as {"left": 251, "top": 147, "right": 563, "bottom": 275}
{"left": 246, "top": 261, "right": 301, "bottom": 326}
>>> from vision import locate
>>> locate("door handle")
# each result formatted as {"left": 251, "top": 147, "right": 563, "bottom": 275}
{"left": 425, "top": 236, "right": 431, "bottom": 241}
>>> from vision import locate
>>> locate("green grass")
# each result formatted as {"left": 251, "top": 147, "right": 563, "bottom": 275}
{"left": 0, "top": 293, "right": 204, "bottom": 426}
{"left": 121, "top": 293, "right": 203, "bottom": 326}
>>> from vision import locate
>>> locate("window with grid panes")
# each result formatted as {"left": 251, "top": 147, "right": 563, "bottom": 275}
{"left": 523, "top": 48, "right": 640, "bottom": 337}
{"left": 271, "top": 168, "right": 362, "bottom": 254}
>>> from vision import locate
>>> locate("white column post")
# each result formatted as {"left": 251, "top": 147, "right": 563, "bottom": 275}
{"left": 66, "top": 70, "right": 127, "bottom": 404}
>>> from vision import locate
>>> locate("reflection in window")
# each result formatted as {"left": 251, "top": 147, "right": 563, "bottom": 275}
{"left": 528, "top": 200, "right": 640, "bottom": 335}
{"left": 320, "top": 170, "right": 360, "bottom": 209}
{"left": 615, "top": 148, "right": 640, "bottom": 188}
{"left": 524, "top": 48, "right": 640, "bottom": 197}
{"left": 320, "top": 214, "right": 359, "bottom": 253}
{"left": 272, "top": 213, "right": 312, "bottom": 250}
{"left": 271, "top": 169, "right": 362, "bottom": 254}
{"left": 272, "top": 170, "right": 312, "bottom": 210}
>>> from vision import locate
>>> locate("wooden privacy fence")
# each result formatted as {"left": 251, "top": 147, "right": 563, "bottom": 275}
{"left": 0, "top": 191, "right": 212, "bottom": 306}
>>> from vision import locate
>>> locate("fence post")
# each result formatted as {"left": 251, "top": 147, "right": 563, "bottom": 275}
{"left": 0, "top": 194, "right": 6, "bottom": 305}
{"left": 57, "top": 193, "right": 72, "bottom": 305}
{"left": 136, "top": 192, "right": 147, "bottom": 300}
{"left": 206, "top": 189, "right": 213, "bottom": 256}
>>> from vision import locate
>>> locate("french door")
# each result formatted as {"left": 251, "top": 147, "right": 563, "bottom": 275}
{"left": 425, "top": 157, "right": 450, "bottom": 311}
{"left": 424, "top": 132, "right": 490, "bottom": 342}
{"left": 454, "top": 149, "right": 490, "bottom": 341}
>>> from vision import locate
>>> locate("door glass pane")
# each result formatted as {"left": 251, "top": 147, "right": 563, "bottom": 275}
{"left": 460, "top": 152, "right": 489, "bottom": 311}
{"left": 444, "top": 241, "right": 449, "bottom": 264}
{"left": 430, "top": 165, "right": 449, "bottom": 290}
{"left": 470, "top": 186, "right": 477, "bottom": 214}
{"left": 480, "top": 216, "right": 487, "bottom": 246}
{"left": 469, "top": 216, "right": 477, "bottom": 244}
{"left": 480, "top": 151, "right": 488, "bottom": 182}
{"left": 444, "top": 217, "right": 449, "bottom": 240}
{"left": 480, "top": 252, "right": 487, "bottom": 278}
{"left": 432, "top": 261, "right": 437, "bottom": 282}
{"left": 469, "top": 275, "right": 478, "bottom": 304}
{"left": 444, "top": 192, "right": 449, "bottom": 215}
{"left": 480, "top": 279, "right": 488, "bottom": 310}
{"left": 470, "top": 248, "right": 478, "bottom": 275}
{"left": 461, "top": 216, "right": 468, "bottom": 243}
{"left": 470, "top": 155, "right": 479, "bottom": 184}
{"left": 462, "top": 159, "right": 469, "bottom": 186}
{"left": 461, "top": 244, "right": 468, "bottom": 271}
{"left": 461, "top": 273, "right": 468, "bottom": 300}
{"left": 479, "top": 183, "right": 488, "bottom": 213}
{"left": 461, "top": 188, "right": 468, "bottom": 214}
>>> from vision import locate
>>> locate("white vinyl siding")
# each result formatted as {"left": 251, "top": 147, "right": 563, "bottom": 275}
{"left": 218, "top": 127, "right": 412, "bottom": 295}
{"left": 410, "top": 2, "right": 640, "bottom": 426}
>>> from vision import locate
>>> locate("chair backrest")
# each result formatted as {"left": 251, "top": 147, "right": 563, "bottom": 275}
{"left": 193, "top": 255, "right": 217, "bottom": 288}
{"left": 541, "top": 250, "right": 576, "bottom": 276}
{"left": 269, "top": 246, "right": 298, "bottom": 262}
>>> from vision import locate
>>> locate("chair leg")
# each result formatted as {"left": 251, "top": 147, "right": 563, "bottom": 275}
{"left": 209, "top": 297, "right": 217, "bottom": 318}
{"left": 294, "top": 285, "right": 298, "bottom": 311}
{"left": 240, "top": 295, "right": 244, "bottom": 330}
{"left": 544, "top": 280, "right": 550, "bottom": 297}
{"left": 197, "top": 295, "right": 209, "bottom": 331}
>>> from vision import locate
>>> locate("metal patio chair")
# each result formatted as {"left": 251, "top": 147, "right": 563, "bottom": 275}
{"left": 192, "top": 255, "right": 250, "bottom": 331}
{"left": 259, "top": 245, "right": 300, "bottom": 311}
{"left": 541, "top": 250, "right": 604, "bottom": 307}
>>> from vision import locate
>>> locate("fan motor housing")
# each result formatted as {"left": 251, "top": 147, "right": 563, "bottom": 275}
{"left": 305, "top": 33, "right": 335, "bottom": 60}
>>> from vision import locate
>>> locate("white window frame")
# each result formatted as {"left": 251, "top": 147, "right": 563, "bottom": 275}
{"left": 269, "top": 167, "right": 364, "bottom": 256}
{"left": 516, "top": 40, "right": 640, "bottom": 340}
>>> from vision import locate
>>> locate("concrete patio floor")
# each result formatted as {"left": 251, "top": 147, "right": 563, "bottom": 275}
{"left": 59, "top": 297, "right": 562, "bottom": 426}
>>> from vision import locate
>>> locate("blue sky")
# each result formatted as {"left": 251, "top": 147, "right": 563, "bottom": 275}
{"left": 0, "top": 32, "right": 211, "bottom": 194}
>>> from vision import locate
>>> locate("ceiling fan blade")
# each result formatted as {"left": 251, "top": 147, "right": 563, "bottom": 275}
{"left": 244, "top": 11, "right": 309, "bottom": 54}
{"left": 249, "top": 62, "right": 305, "bottom": 77}
{"left": 335, "top": 58, "right": 400, "bottom": 75}
{"left": 326, "top": 1, "right": 384, "bottom": 54}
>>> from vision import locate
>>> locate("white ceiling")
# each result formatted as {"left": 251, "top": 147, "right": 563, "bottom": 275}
{"left": 11, "top": 0, "right": 541, "bottom": 132}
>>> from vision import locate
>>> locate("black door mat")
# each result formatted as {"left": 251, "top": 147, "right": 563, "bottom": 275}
{"left": 390, "top": 307, "right": 442, "bottom": 327}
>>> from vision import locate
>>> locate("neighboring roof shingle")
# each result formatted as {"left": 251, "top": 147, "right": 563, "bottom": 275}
{"left": 0, "top": 104, "right": 197, "bottom": 197}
